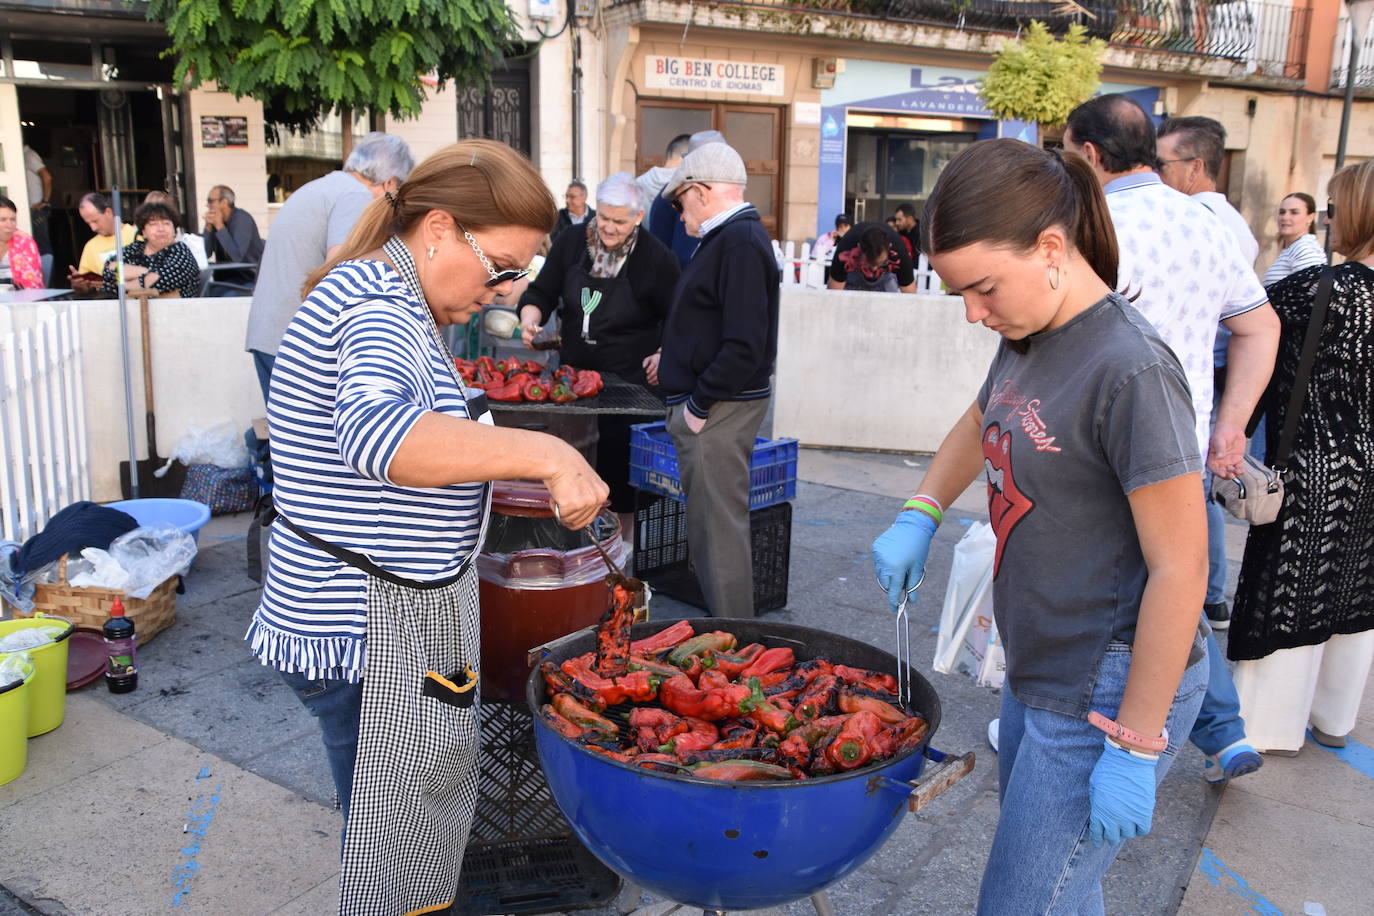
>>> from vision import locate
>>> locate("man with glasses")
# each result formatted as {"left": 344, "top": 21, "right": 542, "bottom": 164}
{"left": 203, "top": 184, "right": 265, "bottom": 288}
{"left": 650, "top": 142, "right": 780, "bottom": 618}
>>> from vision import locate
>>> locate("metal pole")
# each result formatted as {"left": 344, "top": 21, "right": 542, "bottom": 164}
{"left": 112, "top": 186, "right": 140, "bottom": 498}
{"left": 1334, "top": 22, "right": 1362, "bottom": 171}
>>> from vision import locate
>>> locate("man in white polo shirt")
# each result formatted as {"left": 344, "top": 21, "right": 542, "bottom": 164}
{"left": 1063, "top": 94, "right": 1280, "bottom": 784}
{"left": 1156, "top": 115, "right": 1261, "bottom": 638}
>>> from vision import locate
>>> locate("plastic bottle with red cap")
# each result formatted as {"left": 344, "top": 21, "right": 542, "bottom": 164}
{"left": 103, "top": 598, "right": 138, "bottom": 693}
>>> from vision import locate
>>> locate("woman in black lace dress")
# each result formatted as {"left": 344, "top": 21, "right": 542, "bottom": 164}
{"left": 1229, "top": 160, "right": 1374, "bottom": 753}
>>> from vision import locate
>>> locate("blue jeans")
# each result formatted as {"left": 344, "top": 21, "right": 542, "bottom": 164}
{"left": 251, "top": 349, "right": 275, "bottom": 406}
{"left": 977, "top": 643, "right": 1207, "bottom": 915}
{"left": 278, "top": 669, "right": 364, "bottom": 822}
{"left": 1203, "top": 474, "right": 1227, "bottom": 606}
{"left": 1248, "top": 414, "right": 1268, "bottom": 463}
{"left": 1188, "top": 630, "right": 1248, "bottom": 755}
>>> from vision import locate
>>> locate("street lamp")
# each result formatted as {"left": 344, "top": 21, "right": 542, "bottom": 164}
{"left": 1334, "top": 0, "right": 1374, "bottom": 170}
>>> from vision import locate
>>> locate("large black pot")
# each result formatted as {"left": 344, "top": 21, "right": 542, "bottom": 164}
{"left": 526, "top": 618, "right": 973, "bottom": 911}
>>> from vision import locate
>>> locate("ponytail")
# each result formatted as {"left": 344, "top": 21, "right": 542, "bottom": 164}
{"left": 1058, "top": 151, "right": 1119, "bottom": 293}
{"left": 303, "top": 139, "right": 557, "bottom": 295}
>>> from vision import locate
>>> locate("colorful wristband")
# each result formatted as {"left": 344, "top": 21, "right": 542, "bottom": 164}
{"left": 902, "top": 495, "right": 943, "bottom": 525}
{"left": 1087, "top": 711, "right": 1168, "bottom": 753}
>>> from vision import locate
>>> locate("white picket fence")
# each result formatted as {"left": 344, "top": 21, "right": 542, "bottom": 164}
{"left": 0, "top": 303, "right": 91, "bottom": 543}
{"left": 770, "top": 240, "right": 945, "bottom": 295}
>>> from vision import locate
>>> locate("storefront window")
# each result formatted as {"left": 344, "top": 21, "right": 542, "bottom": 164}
{"left": 845, "top": 128, "right": 976, "bottom": 224}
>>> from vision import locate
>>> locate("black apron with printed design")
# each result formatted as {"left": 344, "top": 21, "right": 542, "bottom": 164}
{"left": 557, "top": 259, "right": 660, "bottom": 388}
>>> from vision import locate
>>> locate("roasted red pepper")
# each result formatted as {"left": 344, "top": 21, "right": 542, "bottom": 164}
{"left": 667, "top": 631, "right": 738, "bottom": 668}
{"left": 633, "top": 753, "right": 687, "bottom": 774}
{"left": 552, "top": 693, "right": 619, "bottom": 735}
{"left": 499, "top": 356, "right": 524, "bottom": 375}
{"left": 884, "top": 716, "right": 930, "bottom": 755}
{"left": 541, "top": 660, "right": 582, "bottom": 698}
{"left": 739, "top": 647, "right": 795, "bottom": 680}
{"left": 629, "top": 707, "right": 688, "bottom": 752}
{"left": 627, "top": 655, "right": 683, "bottom": 680}
{"left": 837, "top": 687, "right": 909, "bottom": 724}
{"left": 550, "top": 383, "right": 576, "bottom": 403}
{"left": 521, "top": 376, "right": 549, "bottom": 402}
{"left": 707, "top": 643, "right": 765, "bottom": 679}
{"left": 571, "top": 370, "right": 602, "bottom": 398}
{"left": 713, "top": 719, "right": 761, "bottom": 749}
{"left": 833, "top": 664, "right": 899, "bottom": 694}
{"left": 777, "top": 732, "right": 812, "bottom": 771}
{"left": 762, "top": 672, "right": 808, "bottom": 701}
{"left": 744, "top": 677, "right": 799, "bottom": 734}
{"left": 594, "top": 593, "right": 634, "bottom": 678}
{"left": 521, "top": 359, "right": 544, "bottom": 374}
{"left": 659, "top": 675, "right": 753, "bottom": 722}
{"left": 690, "top": 760, "right": 795, "bottom": 782}
{"left": 681, "top": 746, "right": 780, "bottom": 765}
{"left": 475, "top": 356, "right": 498, "bottom": 375}
{"left": 486, "top": 381, "right": 523, "bottom": 402}
{"left": 660, "top": 716, "right": 719, "bottom": 755}
{"left": 827, "top": 709, "right": 885, "bottom": 770}
{"left": 540, "top": 704, "right": 588, "bottom": 740}
{"left": 631, "top": 620, "right": 695, "bottom": 655}
{"left": 795, "top": 675, "right": 841, "bottom": 721}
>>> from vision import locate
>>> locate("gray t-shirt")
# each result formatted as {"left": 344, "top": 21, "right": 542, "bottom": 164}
{"left": 245, "top": 171, "right": 373, "bottom": 354}
{"left": 976, "top": 294, "right": 1202, "bottom": 717}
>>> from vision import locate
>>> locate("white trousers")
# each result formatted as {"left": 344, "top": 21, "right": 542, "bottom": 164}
{"left": 1232, "top": 629, "right": 1374, "bottom": 752}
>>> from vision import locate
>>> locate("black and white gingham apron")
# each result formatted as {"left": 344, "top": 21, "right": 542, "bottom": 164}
{"left": 328, "top": 236, "right": 493, "bottom": 915}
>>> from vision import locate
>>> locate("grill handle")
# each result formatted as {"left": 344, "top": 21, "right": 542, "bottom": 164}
{"left": 873, "top": 748, "right": 976, "bottom": 814}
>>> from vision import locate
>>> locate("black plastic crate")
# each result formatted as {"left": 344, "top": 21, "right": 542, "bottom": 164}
{"left": 632, "top": 491, "right": 791, "bottom": 614}
{"left": 451, "top": 700, "right": 620, "bottom": 915}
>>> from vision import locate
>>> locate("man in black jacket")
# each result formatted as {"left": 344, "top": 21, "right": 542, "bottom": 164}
{"left": 646, "top": 142, "right": 780, "bottom": 618}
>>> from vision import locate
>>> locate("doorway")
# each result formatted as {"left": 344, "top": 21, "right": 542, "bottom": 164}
{"left": 844, "top": 126, "right": 978, "bottom": 224}
{"left": 636, "top": 100, "right": 783, "bottom": 237}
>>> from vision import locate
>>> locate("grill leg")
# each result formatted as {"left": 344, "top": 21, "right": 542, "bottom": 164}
{"left": 810, "top": 890, "right": 837, "bottom": 916}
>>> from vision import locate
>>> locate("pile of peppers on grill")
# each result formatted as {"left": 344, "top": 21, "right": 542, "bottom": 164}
{"left": 539, "top": 601, "right": 929, "bottom": 782}
{"left": 455, "top": 355, "right": 604, "bottom": 403}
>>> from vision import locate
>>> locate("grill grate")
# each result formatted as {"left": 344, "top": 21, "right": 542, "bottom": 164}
{"left": 487, "top": 371, "right": 664, "bottom": 415}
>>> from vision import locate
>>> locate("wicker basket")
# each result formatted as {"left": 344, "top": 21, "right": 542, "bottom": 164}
{"left": 7, "top": 556, "right": 178, "bottom": 645}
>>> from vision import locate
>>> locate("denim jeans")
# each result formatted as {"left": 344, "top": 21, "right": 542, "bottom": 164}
{"left": 251, "top": 349, "right": 275, "bottom": 406}
{"left": 977, "top": 642, "right": 1208, "bottom": 915}
{"left": 278, "top": 669, "right": 364, "bottom": 822}
{"left": 1188, "top": 629, "right": 1248, "bottom": 755}
{"left": 1203, "top": 474, "right": 1227, "bottom": 606}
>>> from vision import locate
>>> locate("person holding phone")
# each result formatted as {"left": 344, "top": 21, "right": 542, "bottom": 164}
{"left": 70, "top": 192, "right": 136, "bottom": 292}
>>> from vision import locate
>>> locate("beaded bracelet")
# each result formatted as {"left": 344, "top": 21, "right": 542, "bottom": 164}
{"left": 901, "top": 494, "right": 943, "bottom": 525}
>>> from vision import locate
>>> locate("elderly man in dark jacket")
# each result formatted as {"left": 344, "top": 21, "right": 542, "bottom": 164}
{"left": 646, "top": 142, "right": 779, "bottom": 618}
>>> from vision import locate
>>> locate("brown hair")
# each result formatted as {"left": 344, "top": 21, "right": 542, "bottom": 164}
{"left": 1329, "top": 161, "right": 1374, "bottom": 262}
{"left": 922, "top": 139, "right": 1119, "bottom": 290}
{"left": 1279, "top": 192, "right": 1318, "bottom": 240}
{"left": 305, "top": 139, "right": 557, "bottom": 293}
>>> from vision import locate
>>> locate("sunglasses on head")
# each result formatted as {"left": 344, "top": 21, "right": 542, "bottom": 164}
{"left": 670, "top": 182, "right": 712, "bottom": 214}
{"left": 457, "top": 222, "right": 530, "bottom": 288}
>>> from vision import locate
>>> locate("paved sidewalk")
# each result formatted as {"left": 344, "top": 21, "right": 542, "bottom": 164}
{"left": 0, "top": 447, "right": 1368, "bottom": 914}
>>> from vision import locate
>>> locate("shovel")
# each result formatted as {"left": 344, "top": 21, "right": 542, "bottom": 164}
{"left": 114, "top": 188, "right": 186, "bottom": 499}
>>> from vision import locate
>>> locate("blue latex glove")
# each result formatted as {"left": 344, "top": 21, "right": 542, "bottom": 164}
{"left": 872, "top": 510, "right": 938, "bottom": 612}
{"left": 1088, "top": 737, "right": 1159, "bottom": 847}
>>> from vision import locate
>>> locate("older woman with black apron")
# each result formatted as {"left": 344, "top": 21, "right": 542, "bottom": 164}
{"left": 518, "top": 172, "right": 681, "bottom": 513}
{"left": 247, "top": 139, "right": 608, "bottom": 916}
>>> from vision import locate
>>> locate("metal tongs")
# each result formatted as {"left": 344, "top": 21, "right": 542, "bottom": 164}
{"left": 880, "top": 571, "right": 924, "bottom": 712}
{"left": 553, "top": 500, "right": 650, "bottom": 620}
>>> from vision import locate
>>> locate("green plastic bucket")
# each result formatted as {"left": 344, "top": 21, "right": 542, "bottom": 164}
{"left": 0, "top": 655, "right": 36, "bottom": 786}
{"left": 0, "top": 614, "right": 73, "bottom": 736}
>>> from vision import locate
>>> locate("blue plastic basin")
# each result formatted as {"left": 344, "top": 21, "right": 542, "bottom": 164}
{"left": 106, "top": 498, "right": 212, "bottom": 545}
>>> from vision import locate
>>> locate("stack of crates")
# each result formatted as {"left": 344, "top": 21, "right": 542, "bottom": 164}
{"left": 628, "top": 422, "right": 798, "bottom": 614}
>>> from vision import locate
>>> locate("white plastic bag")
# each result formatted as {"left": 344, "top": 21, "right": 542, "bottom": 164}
{"left": 66, "top": 547, "right": 132, "bottom": 590}
{"left": 155, "top": 421, "right": 249, "bottom": 476}
{"left": 108, "top": 523, "right": 197, "bottom": 599}
{"left": 934, "top": 521, "right": 1005, "bottom": 690}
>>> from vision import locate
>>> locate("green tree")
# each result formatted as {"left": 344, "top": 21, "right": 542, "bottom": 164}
{"left": 147, "top": 0, "right": 519, "bottom": 136}
{"left": 979, "top": 21, "right": 1107, "bottom": 129}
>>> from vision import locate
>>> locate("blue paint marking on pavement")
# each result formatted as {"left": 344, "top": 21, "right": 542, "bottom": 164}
{"left": 1307, "top": 730, "right": 1374, "bottom": 779}
{"left": 1196, "top": 848, "right": 1284, "bottom": 915}
{"left": 169, "top": 782, "right": 223, "bottom": 908}
{"left": 195, "top": 766, "right": 211, "bottom": 780}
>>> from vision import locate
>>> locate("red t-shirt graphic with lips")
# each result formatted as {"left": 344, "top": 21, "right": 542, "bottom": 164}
{"left": 983, "top": 422, "right": 1033, "bottom": 576}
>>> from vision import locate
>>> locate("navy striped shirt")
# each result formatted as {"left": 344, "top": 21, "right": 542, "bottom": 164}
{"left": 247, "top": 260, "right": 485, "bottom": 680}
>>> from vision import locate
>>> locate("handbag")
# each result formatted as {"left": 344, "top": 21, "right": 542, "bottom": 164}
{"left": 1212, "top": 266, "right": 1334, "bottom": 525}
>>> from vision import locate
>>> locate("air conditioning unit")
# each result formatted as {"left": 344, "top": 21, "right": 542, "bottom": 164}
{"left": 813, "top": 58, "right": 839, "bottom": 90}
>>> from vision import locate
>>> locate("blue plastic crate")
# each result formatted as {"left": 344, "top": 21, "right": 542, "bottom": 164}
{"left": 629, "top": 421, "right": 798, "bottom": 510}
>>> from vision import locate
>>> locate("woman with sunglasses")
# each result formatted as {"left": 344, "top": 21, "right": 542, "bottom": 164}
{"left": 247, "top": 139, "right": 608, "bottom": 916}
{"left": 517, "top": 172, "right": 680, "bottom": 516}
{"left": 1228, "top": 161, "right": 1374, "bottom": 754}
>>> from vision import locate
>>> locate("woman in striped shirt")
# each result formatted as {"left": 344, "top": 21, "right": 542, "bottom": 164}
{"left": 248, "top": 139, "right": 607, "bottom": 916}
{"left": 1263, "top": 193, "right": 1326, "bottom": 288}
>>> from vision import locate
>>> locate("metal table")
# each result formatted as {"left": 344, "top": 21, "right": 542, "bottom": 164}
{"left": 1, "top": 288, "right": 75, "bottom": 303}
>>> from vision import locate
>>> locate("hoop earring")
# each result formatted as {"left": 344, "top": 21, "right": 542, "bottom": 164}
{"left": 427, "top": 245, "right": 436, "bottom": 261}
{"left": 1048, "top": 264, "right": 1061, "bottom": 290}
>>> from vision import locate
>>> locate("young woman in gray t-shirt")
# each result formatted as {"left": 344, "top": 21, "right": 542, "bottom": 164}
{"left": 873, "top": 139, "right": 1210, "bottom": 914}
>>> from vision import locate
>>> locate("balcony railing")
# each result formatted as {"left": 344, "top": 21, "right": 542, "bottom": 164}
{"left": 1330, "top": 13, "right": 1374, "bottom": 90}
{"left": 613, "top": 0, "right": 1312, "bottom": 80}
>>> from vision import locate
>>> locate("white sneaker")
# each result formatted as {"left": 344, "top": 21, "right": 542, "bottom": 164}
{"left": 988, "top": 718, "right": 999, "bottom": 754}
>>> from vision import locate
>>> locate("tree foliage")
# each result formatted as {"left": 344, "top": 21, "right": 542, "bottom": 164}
{"left": 979, "top": 21, "right": 1106, "bottom": 128}
{"left": 147, "top": 0, "right": 520, "bottom": 133}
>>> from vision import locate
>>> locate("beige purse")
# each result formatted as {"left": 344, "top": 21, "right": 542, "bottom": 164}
{"left": 1211, "top": 267, "right": 1333, "bottom": 527}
